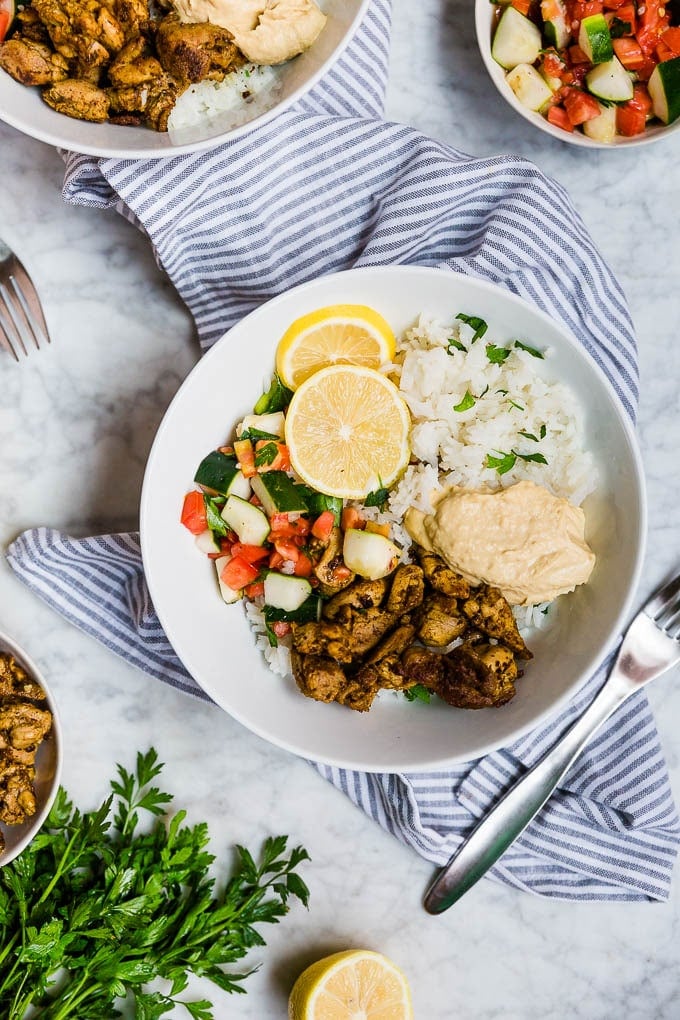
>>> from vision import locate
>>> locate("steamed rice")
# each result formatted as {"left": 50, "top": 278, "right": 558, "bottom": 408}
{"left": 168, "top": 63, "right": 281, "bottom": 133}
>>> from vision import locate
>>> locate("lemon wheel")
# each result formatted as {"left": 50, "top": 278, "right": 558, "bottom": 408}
{"left": 288, "top": 949, "right": 413, "bottom": 1020}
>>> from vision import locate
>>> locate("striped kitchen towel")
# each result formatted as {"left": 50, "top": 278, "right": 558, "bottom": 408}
{"left": 8, "top": 0, "right": 679, "bottom": 899}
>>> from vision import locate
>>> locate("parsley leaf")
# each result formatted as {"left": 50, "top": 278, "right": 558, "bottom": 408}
{"left": 403, "top": 684, "right": 432, "bottom": 703}
{"left": 610, "top": 17, "right": 631, "bottom": 37}
{"left": 204, "top": 495, "right": 229, "bottom": 537}
{"left": 239, "top": 427, "right": 280, "bottom": 442}
{"left": 365, "top": 483, "right": 390, "bottom": 510}
{"left": 514, "top": 340, "right": 544, "bottom": 359}
{"left": 485, "top": 451, "right": 517, "bottom": 475}
{"left": 453, "top": 390, "right": 476, "bottom": 412}
{"left": 486, "top": 344, "right": 510, "bottom": 364}
{"left": 254, "top": 441, "right": 280, "bottom": 467}
{"left": 516, "top": 451, "right": 548, "bottom": 465}
{"left": 253, "top": 374, "right": 293, "bottom": 414}
{"left": 455, "top": 313, "right": 488, "bottom": 343}
{"left": 517, "top": 429, "right": 539, "bottom": 443}
{"left": 446, "top": 336, "right": 467, "bottom": 354}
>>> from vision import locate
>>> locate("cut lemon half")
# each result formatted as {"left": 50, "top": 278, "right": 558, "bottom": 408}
{"left": 276, "top": 304, "right": 396, "bottom": 389}
{"left": 288, "top": 949, "right": 413, "bottom": 1020}
{"left": 285, "top": 365, "right": 411, "bottom": 500}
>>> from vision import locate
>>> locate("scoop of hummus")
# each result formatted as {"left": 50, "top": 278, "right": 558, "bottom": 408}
{"left": 405, "top": 480, "right": 596, "bottom": 606}
{"left": 172, "top": 0, "right": 327, "bottom": 65}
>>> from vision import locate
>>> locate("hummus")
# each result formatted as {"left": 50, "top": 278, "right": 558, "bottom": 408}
{"left": 404, "top": 480, "right": 596, "bottom": 606}
{"left": 172, "top": 0, "right": 327, "bottom": 65}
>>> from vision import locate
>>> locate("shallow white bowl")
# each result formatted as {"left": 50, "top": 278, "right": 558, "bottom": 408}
{"left": 0, "top": 0, "right": 369, "bottom": 158}
{"left": 0, "top": 629, "right": 62, "bottom": 866}
{"left": 140, "top": 265, "right": 646, "bottom": 772}
{"left": 475, "top": 0, "right": 680, "bottom": 148}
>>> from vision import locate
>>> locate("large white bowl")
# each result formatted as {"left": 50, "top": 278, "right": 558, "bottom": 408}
{"left": 475, "top": 0, "right": 680, "bottom": 148}
{"left": 140, "top": 266, "right": 646, "bottom": 772}
{"left": 0, "top": 0, "right": 369, "bottom": 158}
{"left": 0, "top": 629, "right": 63, "bottom": 866}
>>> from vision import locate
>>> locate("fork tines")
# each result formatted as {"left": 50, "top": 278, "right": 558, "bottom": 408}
{"left": 0, "top": 263, "right": 50, "bottom": 361}
{"left": 644, "top": 571, "right": 680, "bottom": 635}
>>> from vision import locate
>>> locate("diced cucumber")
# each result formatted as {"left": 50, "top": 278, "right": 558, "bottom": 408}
{"left": 195, "top": 530, "right": 221, "bottom": 555}
{"left": 492, "top": 6, "right": 542, "bottom": 70}
{"left": 582, "top": 101, "right": 617, "bottom": 142}
{"left": 578, "top": 14, "right": 613, "bottom": 64}
{"left": 221, "top": 495, "right": 270, "bottom": 546}
{"left": 541, "top": 0, "right": 569, "bottom": 50}
{"left": 342, "top": 529, "right": 400, "bottom": 580}
{"left": 238, "top": 411, "right": 286, "bottom": 438}
{"left": 264, "top": 572, "right": 312, "bottom": 612}
{"left": 586, "top": 56, "right": 633, "bottom": 102}
{"left": 250, "top": 471, "right": 310, "bottom": 515}
{"left": 227, "top": 469, "right": 251, "bottom": 500}
{"left": 194, "top": 450, "right": 239, "bottom": 495}
{"left": 506, "top": 63, "right": 554, "bottom": 112}
{"left": 215, "top": 555, "right": 241, "bottom": 604}
{"left": 648, "top": 57, "right": 680, "bottom": 125}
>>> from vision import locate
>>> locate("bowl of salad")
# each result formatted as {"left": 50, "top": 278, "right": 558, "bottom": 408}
{"left": 140, "top": 265, "right": 645, "bottom": 772}
{"left": 476, "top": 0, "right": 680, "bottom": 146}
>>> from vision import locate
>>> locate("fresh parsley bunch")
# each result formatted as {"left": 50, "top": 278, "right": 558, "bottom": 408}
{"left": 0, "top": 749, "right": 310, "bottom": 1019}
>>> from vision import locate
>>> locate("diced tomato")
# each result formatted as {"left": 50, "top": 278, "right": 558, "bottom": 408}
{"left": 614, "top": 3, "right": 636, "bottom": 30}
{"left": 616, "top": 102, "right": 646, "bottom": 135}
{"left": 249, "top": 493, "right": 262, "bottom": 506}
{"left": 542, "top": 50, "right": 566, "bottom": 79}
{"left": 657, "top": 39, "right": 676, "bottom": 61}
{"left": 218, "top": 445, "right": 234, "bottom": 455}
{"left": 230, "top": 542, "right": 270, "bottom": 564}
{"left": 510, "top": 0, "right": 532, "bottom": 15}
{"left": 271, "top": 621, "right": 292, "bottom": 638}
{"left": 270, "top": 516, "right": 310, "bottom": 541}
{"left": 637, "top": 0, "right": 670, "bottom": 56}
{"left": 244, "top": 580, "right": 266, "bottom": 598}
{"left": 364, "top": 521, "right": 391, "bottom": 538}
{"left": 569, "top": 63, "right": 590, "bottom": 86}
{"left": 220, "top": 534, "right": 236, "bottom": 552}
{"left": 234, "top": 439, "right": 256, "bottom": 478}
{"left": 568, "top": 44, "right": 590, "bottom": 65}
{"left": 311, "top": 510, "right": 336, "bottom": 541}
{"left": 341, "top": 507, "right": 365, "bottom": 532}
{"left": 660, "top": 27, "right": 680, "bottom": 57}
{"left": 180, "top": 491, "right": 207, "bottom": 535}
{"left": 268, "top": 550, "right": 285, "bottom": 570}
{"left": 562, "top": 87, "right": 602, "bottom": 125}
{"left": 270, "top": 513, "right": 291, "bottom": 531}
{"left": 629, "top": 83, "right": 653, "bottom": 116}
{"left": 293, "top": 553, "right": 313, "bottom": 577}
{"left": 604, "top": 0, "right": 631, "bottom": 8}
{"left": 0, "top": 11, "right": 10, "bottom": 42}
{"left": 255, "top": 440, "right": 291, "bottom": 473}
{"left": 547, "top": 105, "right": 575, "bottom": 132}
{"left": 613, "top": 37, "right": 645, "bottom": 68}
{"left": 570, "top": 1, "right": 603, "bottom": 21}
{"left": 330, "top": 564, "right": 353, "bottom": 583}
{"left": 220, "top": 555, "right": 259, "bottom": 590}
{"left": 274, "top": 539, "right": 300, "bottom": 562}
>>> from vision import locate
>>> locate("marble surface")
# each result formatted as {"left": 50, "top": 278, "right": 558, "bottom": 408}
{"left": 1, "top": 0, "right": 680, "bottom": 1017}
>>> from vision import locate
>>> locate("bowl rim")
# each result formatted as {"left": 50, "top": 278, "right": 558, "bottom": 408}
{"left": 140, "top": 264, "right": 648, "bottom": 772}
{"left": 0, "top": 0, "right": 372, "bottom": 159}
{"left": 473, "top": 0, "right": 680, "bottom": 149}
{"left": 0, "top": 628, "right": 63, "bottom": 866}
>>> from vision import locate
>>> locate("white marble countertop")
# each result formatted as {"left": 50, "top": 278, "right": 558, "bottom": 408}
{"left": 1, "top": 0, "right": 680, "bottom": 1016}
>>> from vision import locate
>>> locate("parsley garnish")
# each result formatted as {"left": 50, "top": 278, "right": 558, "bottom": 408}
{"left": 507, "top": 398, "right": 524, "bottom": 411}
{"left": 254, "top": 441, "right": 280, "bottom": 467}
{"left": 365, "top": 482, "right": 390, "bottom": 510}
{"left": 485, "top": 451, "right": 517, "bottom": 475}
{"left": 0, "top": 750, "right": 310, "bottom": 1018}
{"left": 403, "top": 684, "right": 432, "bottom": 703}
{"left": 610, "top": 17, "right": 631, "bottom": 37}
{"left": 446, "top": 336, "right": 467, "bottom": 354}
{"left": 518, "top": 429, "right": 539, "bottom": 442}
{"left": 453, "top": 390, "right": 476, "bottom": 412}
{"left": 514, "top": 340, "right": 544, "bottom": 359}
{"left": 253, "top": 374, "right": 293, "bottom": 414}
{"left": 204, "top": 494, "right": 229, "bottom": 536}
{"left": 516, "top": 451, "right": 548, "bottom": 465}
{"left": 486, "top": 344, "right": 510, "bottom": 364}
{"left": 456, "top": 313, "right": 488, "bottom": 343}
{"left": 239, "top": 427, "right": 280, "bottom": 441}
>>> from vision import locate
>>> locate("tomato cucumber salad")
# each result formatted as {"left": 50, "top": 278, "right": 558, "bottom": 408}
{"left": 491, "top": 0, "right": 680, "bottom": 139}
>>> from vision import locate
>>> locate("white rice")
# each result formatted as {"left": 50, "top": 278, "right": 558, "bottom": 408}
{"left": 168, "top": 63, "right": 281, "bottom": 133}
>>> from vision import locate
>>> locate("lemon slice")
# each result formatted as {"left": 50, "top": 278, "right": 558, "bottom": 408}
{"left": 276, "top": 304, "right": 396, "bottom": 389}
{"left": 288, "top": 949, "right": 413, "bottom": 1020}
{"left": 284, "top": 365, "right": 411, "bottom": 500}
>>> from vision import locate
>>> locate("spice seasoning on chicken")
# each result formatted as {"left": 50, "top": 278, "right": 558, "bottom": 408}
{"left": 0, "top": 652, "right": 53, "bottom": 853}
{"left": 404, "top": 479, "right": 596, "bottom": 607}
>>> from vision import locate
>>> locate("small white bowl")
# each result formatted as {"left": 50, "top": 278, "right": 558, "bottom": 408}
{"left": 0, "top": 630, "right": 62, "bottom": 866}
{"left": 0, "top": 0, "right": 369, "bottom": 159}
{"left": 474, "top": 0, "right": 680, "bottom": 148}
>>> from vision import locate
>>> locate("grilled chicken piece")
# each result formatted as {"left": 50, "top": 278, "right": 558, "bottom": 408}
{"left": 400, "top": 646, "right": 446, "bottom": 691}
{"left": 385, "top": 564, "right": 425, "bottom": 615}
{"left": 0, "top": 703, "right": 53, "bottom": 750}
{"left": 0, "top": 37, "right": 69, "bottom": 85}
{"left": 437, "top": 642, "right": 517, "bottom": 709}
{"left": 291, "top": 620, "right": 354, "bottom": 664}
{"left": 341, "top": 606, "right": 397, "bottom": 657}
{"left": 32, "top": 0, "right": 125, "bottom": 60}
{"left": 112, "top": 0, "right": 150, "bottom": 38}
{"left": 415, "top": 593, "right": 468, "bottom": 647}
{"left": 155, "top": 13, "right": 242, "bottom": 87}
{"left": 462, "top": 585, "right": 532, "bottom": 659}
{"left": 364, "top": 623, "right": 416, "bottom": 664}
{"left": 14, "top": 6, "right": 52, "bottom": 44}
{"left": 0, "top": 655, "right": 46, "bottom": 702}
{"left": 312, "top": 526, "right": 355, "bottom": 597}
{"left": 0, "top": 757, "right": 37, "bottom": 825}
{"left": 108, "top": 71, "right": 179, "bottom": 130}
{"left": 335, "top": 678, "right": 379, "bottom": 713}
{"left": 323, "top": 578, "right": 388, "bottom": 620}
{"left": 43, "top": 77, "right": 110, "bottom": 120}
{"left": 290, "top": 650, "right": 347, "bottom": 703}
{"left": 355, "top": 654, "right": 415, "bottom": 692}
{"left": 416, "top": 549, "right": 471, "bottom": 598}
{"left": 107, "top": 35, "right": 162, "bottom": 85}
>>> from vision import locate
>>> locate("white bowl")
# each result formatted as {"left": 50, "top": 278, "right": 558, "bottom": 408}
{"left": 475, "top": 0, "right": 680, "bottom": 149}
{"left": 140, "top": 265, "right": 646, "bottom": 772}
{"left": 0, "top": 630, "right": 62, "bottom": 866}
{"left": 0, "top": 0, "right": 369, "bottom": 158}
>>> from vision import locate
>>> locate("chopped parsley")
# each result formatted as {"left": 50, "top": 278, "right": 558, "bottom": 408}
{"left": 514, "top": 340, "right": 544, "bottom": 359}
{"left": 253, "top": 374, "right": 293, "bottom": 414}
{"left": 254, "top": 441, "right": 280, "bottom": 467}
{"left": 453, "top": 390, "right": 476, "bottom": 412}
{"left": 610, "top": 17, "right": 631, "bottom": 37}
{"left": 517, "top": 424, "right": 546, "bottom": 443}
{"left": 485, "top": 451, "right": 517, "bottom": 475}
{"left": 455, "top": 313, "right": 488, "bottom": 343}
{"left": 516, "top": 451, "right": 548, "bottom": 465}
{"left": 365, "top": 483, "right": 390, "bottom": 510}
{"left": 239, "top": 427, "right": 280, "bottom": 441}
{"left": 446, "top": 336, "right": 467, "bottom": 354}
{"left": 204, "top": 495, "right": 229, "bottom": 536}
{"left": 486, "top": 343, "right": 510, "bottom": 364}
{"left": 403, "top": 684, "right": 432, "bottom": 703}
{"left": 507, "top": 398, "right": 524, "bottom": 411}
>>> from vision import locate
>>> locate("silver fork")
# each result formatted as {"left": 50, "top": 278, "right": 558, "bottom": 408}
{"left": 424, "top": 570, "right": 680, "bottom": 914}
{"left": 0, "top": 238, "right": 51, "bottom": 361}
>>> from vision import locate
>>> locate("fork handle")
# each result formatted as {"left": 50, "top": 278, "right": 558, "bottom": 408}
{"left": 423, "top": 666, "right": 631, "bottom": 914}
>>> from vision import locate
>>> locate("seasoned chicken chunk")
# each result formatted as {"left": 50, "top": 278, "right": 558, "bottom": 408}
{"left": 437, "top": 642, "right": 517, "bottom": 709}
{"left": 462, "top": 585, "right": 532, "bottom": 659}
{"left": 341, "top": 606, "right": 397, "bottom": 657}
{"left": 364, "top": 623, "right": 416, "bottom": 664}
{"left": 385, "top": 564, "right": 425, "bottom": 615}
{"left": 0, "top": 37, "right": 69, "bottom": 85}
{"left": 355, "top": 654, "right": 414, "bottom": 692}
{"left": 42, "top": 77, "right": 110, "bottom": 120}
{"left": 291, "top": 620, "right": 354, "bottom": 664}
{"left": 312, "top": 526, "right": 355, "bottom": 597}
{"left": 290, "top": 650, "right": 347, "bottom": 703}
{"left": 155, "top": 13, "right": 242, "bottom": 87}
{"left": 416, "top": 549, "right": 470, "bottom": 598}
{"left": 0, "top": 758, "right": 38, "bottom": 825}
{"left": 0, "top": 655, "right": 46, "bottom": 702}
{"left": 400, "top": 646, "right": 446, "bottom": 691}
{"left": 415, "top": 593, "right": 468, "bottom": 647}
{"left": 323, "top": 577, "right": 388, "bottom": 620}
{"left": 335, "top": 678, "right": 378, "bottom": 713}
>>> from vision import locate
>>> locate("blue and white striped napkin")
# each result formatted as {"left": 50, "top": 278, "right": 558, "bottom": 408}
{"left": 8, "top": 0, "right": 679, "bottom": 900}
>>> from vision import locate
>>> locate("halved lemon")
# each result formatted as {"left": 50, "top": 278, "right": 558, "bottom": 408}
{"left": 288, "top": 949, "right": 413, "bottom": 1020}
{"left": 285, "top": 365, "right": 411, "bottom": 500}
{"left": 276, "top": 304, "right": 396, "bottom": 390}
